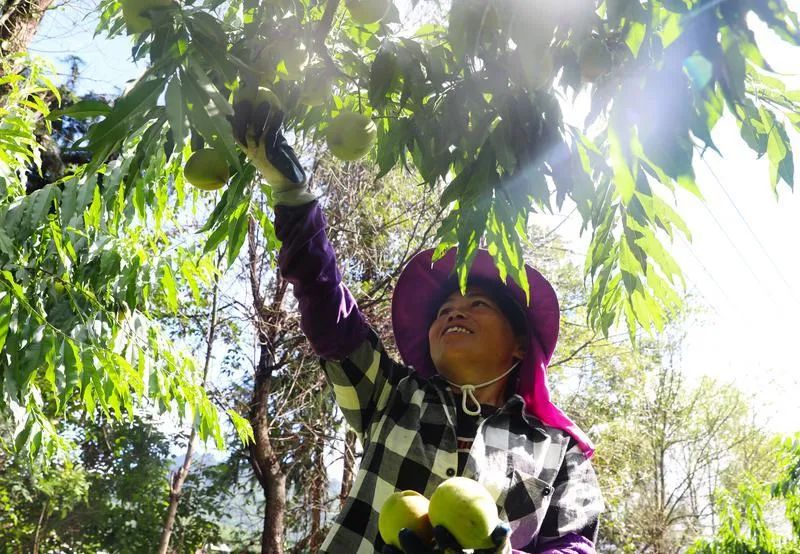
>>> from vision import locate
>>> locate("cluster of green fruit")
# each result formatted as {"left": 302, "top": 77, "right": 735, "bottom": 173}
{"left": 120, "top": 1, "right": 381, "bottom": 192}
{"left": 182, "top": 100, "right": 377, "bottom": 192}
{"left": 379, "top": 477, "right": 502, "bottom": 552}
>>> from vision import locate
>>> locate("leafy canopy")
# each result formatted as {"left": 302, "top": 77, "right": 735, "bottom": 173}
{"left": 66, "top": 0, "right": 798, "bottom": 339}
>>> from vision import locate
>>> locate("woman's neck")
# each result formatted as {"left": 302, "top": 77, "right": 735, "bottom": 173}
{"left": 449, "top": 375, "right": 509, "bottom": 407}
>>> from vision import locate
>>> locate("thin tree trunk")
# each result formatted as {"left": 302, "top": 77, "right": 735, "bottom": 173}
{"left": 247, "top": 217, "right": 288, "bottom": 554}
{"left": 309, "top": 440, "right": 327, "bottom": 551}
{"left": 0, "top": 0, "right": 55, "bottom": 57}
{"left": 339, "top": 429, "right": 357, "bottom": 507}
{"left": 157, "top": 266, "right": 221, "bottom": 554}
{"left": 31, "top": 499, "right": 48, "bottom": 554}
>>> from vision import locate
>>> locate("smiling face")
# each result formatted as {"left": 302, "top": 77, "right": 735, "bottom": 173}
{"left": 427, "top": 285, "right": 526, "bottom": 386}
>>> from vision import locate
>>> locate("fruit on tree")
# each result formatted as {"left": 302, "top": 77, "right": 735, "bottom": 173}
{"left": 277, "top": 42, "right": 309, "bottom": 81}
{"left": 578, "top": 38, "right": 612, "bottom": 82}
{"left": 299, "top": 70, "right": 334, "bottom": 107}
{"left": 325, "top": 112, "right": 377, "bottom": 161}
{"left": 346, "top": 0, "right": 392, "bottom": 24}
{"left": 184, "top": 148, "right": 230, "bottom": 191}
{"left": 378, "top": 490, "right": 434, "bottom": 550}
{"left": 120, "top": 0, "right": 171, "bottom": 34}
{"left": 428, "top": 477, "right": 500, "bottom": 550}
{"left": 520, "top": 51, "right": 554, "bottom": 91}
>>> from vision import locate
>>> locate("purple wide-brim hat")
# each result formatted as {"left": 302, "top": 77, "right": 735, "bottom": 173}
{"left": 391, "top": 248, "right": 594, "bottom": 458}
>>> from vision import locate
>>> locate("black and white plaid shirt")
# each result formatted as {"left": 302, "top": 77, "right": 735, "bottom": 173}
{"left": 319, "top": 329, "right": 604, "bottom": 553}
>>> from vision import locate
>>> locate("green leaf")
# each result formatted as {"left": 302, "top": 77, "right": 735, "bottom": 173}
{"left": 625, "top": 21, "right": 647, "bottom": 57}
{"left": 182, "top": 70, "right": 240, "bottom": 170}
{"left": 165, "top": 76, "right": 187, "bottom": 153}
{"left": 62, "top": 339, "right": 82, "bottom": 405}
{"left": 82, "top": 77, "right": 167, "bottom": 176}
{"left": 226, "top": 202, "right": 250, "bottom": 268}
{"left": 767, "top": 128, "right": 787, "bottom": 188}
{"left": 227, "top": 408, "right": 255, "bottom": 445}
{"left": 0, "top": 293, "right": 11, "bottom": 354}
{"left": 608, "top": 128, "right": 635, "bottom": 204}
{"left": 47, "top": 99, "right": 112, "bottom": 120}
{"left": 369, "top": 42, "right": 399, "bottom": 109}
{"left": 683, "top": 54, "right": 713, "bottom": 90}
{"left": 187, "top": 59, "right": 233, "bottom": 118}
{"left": 25, "top": 185, "right": 55, "bottom": 228}
{"left": 160, "top": 264, "right": 179, "bottom": 312}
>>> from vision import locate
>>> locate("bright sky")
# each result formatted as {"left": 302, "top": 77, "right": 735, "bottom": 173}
{"left": 28, "top": 1, "right": 800, "bottom": 436}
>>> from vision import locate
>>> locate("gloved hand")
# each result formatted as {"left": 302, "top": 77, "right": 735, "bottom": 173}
{"left": 382, "top": 523, "right": 512, "bottom": 554}
{"left": 229, "top": 92, "right": 315, "bottom": 206}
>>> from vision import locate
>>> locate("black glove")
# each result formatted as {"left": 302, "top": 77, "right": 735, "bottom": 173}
{"left": 381, "top": 524, "right": 511, "bottom": 554}
{"left": 229, "top": 95, "right": 307, "bottom": 189}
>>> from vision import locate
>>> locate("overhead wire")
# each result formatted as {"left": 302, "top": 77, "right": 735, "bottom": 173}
{"left": 702, "top": 157, "right": 800, "bottom": 308}
{"left": 690, "top": 175, "right": 786, "bottom": 313}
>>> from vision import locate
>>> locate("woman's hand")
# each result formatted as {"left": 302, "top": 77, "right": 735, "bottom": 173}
{"left": 381, "top": 523, "right": 512, "bottom": 554}
{"left": 229, "top": 93, "right": 314, "bottom": 205}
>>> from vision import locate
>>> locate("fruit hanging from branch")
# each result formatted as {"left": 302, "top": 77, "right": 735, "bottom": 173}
{"left": 578, "top": 37, "right": 613, "bottom": 82}
{"left": 183, "top": 148, "right": 230, "bottom": 191}
{"left": 325, "top": 111, "right": 377, "bottom": 161}
{"left": 120, "top": 0, "right": 172, "bottom": 34}
{"left": 346, "top": 0, "right": 393, "bottom": 25}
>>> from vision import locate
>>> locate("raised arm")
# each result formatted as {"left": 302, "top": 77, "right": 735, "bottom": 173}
{"left": 274, "top": 201, "right": 370, "bottom": 360}
{"left": 231, "top": 92, "right": 370, "bottom": 360}
{"left": 232, "top": 95, "right": 407, "bottom": 437}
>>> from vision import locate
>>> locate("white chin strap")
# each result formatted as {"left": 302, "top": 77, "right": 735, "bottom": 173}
{"left": 446, "top": 363, "right": 519, "bottom": 416}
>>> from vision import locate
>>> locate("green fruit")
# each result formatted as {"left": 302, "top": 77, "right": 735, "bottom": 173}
{"left": 184, "top": 149, "right": 230, "bottom": 191}
{"left": 428, "top": 477, "right": 499, "bottom": 550}
{"left": 299, "top": 71, "right": 334, "bottom": 107}
{"left": 278, "top": 42, "right": 310, "bottom": 81}
{"left": 326, "top": 112, "right": 377, "bottom": 161}
{"left": 520, "top": 51, "right": 554, "bottom": 91}
{"left": 378, "top": 491, "right": 434, "bottom": 550}
{"left": 346, "top": 0, "right": 392, "bottom": 24}
{"left": 578, "top": 39, "right": 612, "bottom": 82}
{"left": 120, "top": 0, "right": 171, "bottom": 34}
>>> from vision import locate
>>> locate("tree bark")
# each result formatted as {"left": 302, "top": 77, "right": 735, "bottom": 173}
{"left": 31, "top": 498, "right": 48, "bottom": 554}
{"left": 247, "top": 217, "right": 289, "bottom": 554}
{"left": 0, "top": 0, "right": 55, "bottom": 57}
{"left": 339, "top": 429, "right": 357, "bottom": 508}
{"left": 157, "top": 266, "right": 221, "bottom": 554}
{"left": 309, "top": 441, "right": 327, "bottom": 552}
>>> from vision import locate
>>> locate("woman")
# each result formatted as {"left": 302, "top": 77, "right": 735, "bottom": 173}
{"left": 232, "top": 100, "right": 604, "bottom": 553}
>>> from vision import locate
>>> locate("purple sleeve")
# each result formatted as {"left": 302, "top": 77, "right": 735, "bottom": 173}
{"left": 527, "top": 533, "right": 596, "bottom": 554}
{"left": 275, "top": 201, "right": 369, "bottom": 360}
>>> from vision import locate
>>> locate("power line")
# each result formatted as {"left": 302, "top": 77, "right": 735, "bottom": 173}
{"left": 702, "top": 157, "right": 800, "bottom": 308}
{"left": 690, "top": 178, "right": 786, "bottom": 312}
{"left": 676, "top": 234, "right": 733, "bottom": 305}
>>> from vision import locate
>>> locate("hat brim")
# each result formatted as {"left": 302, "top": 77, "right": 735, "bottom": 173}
{"left": 391, "top": 248, "right": 560, "bottom": 377}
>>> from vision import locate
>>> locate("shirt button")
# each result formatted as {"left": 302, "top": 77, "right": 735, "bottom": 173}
{"left": 542, "top": 486, "right": 552, "bottom": 497}
{"left": 446, "top": 468, "right": 456, "bottom": 477}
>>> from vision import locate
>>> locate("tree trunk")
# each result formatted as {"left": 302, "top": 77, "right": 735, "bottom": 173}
{"left": 31, "top": 499, "right": 48, "bottom": 554}
{"left": 339, "top": 429, "right": 357, "bottom": 507}
{"left": 157, "top": 268, "right": 221, "bottom": 554}
{"left": 0, "top": 0, "right": 55, "bottom": 56}
{"left": 247, "top": 217, "right": 289, "bottom": 554}
{"left": 309, "top": 441, "right": 326, "bottom": 551}
{"left": 157, "top": 428, "right": 198, "bottom": 554}
{"left": 250, "top": 337, "right": 287, "bottom": 554}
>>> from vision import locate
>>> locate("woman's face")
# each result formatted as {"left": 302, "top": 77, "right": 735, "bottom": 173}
{"left": 427, "top": 285, "right": 525, "bottom": 384}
